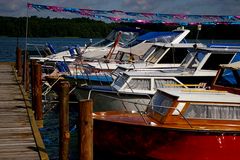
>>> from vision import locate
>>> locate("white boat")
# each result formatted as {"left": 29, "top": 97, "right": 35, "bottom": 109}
{"left": 72, "top": 44, "right": 240, "bottom": 112}
{"left": 30, "top": 27, "right": 144, "bottom": 62}
{"left": 64, "top": 28, "right": 192, "bottom": 85}
{"left": 77, "top": 27, "right": 191, "bottom": 70}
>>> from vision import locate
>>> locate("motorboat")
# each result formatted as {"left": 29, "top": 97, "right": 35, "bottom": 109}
{"left": 64, "top": 28, "right": 192, "bottom": 85}
{"left": 93, "top": 87, "right": 240, "bottom": 160}
{"left": 73, "top": 44, "right": 240, "bottom": 112}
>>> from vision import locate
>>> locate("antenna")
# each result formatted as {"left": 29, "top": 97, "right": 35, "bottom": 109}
{"left": 195, "top": 24, "right": 202, "bottom": 43}
{"left": 24, "top": 1, "right": 29, "bottom": 89}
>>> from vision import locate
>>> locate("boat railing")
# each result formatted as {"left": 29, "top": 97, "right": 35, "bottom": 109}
{"left": 27, "top": 43, "right": 52, "bottom": 57}
{"left": 66, "top": 57, "right": 114, "bottom": 86}
{"left": 96, "top": 59, "right": 115, "bottom": 85}
{"left": 88, "top": 90, "right": 152, "bottom": 124}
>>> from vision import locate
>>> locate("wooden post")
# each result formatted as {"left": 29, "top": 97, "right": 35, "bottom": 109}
{"left": 78, "top": 99, "right": 93, "bottom": 160}
{"left": 16, "top": 47, "right": 22, "bottom": 77}
{"left": 25, "top": 52, "right": 30, "bottom": 93}
{"left": 59, "top": 81, "right": 70, "bottom": 160}
{"left": 34, "top": 63, "right": 43, "bottom": 128}
{"left": 31, "top": 60, "right": 37, "bottom": 109}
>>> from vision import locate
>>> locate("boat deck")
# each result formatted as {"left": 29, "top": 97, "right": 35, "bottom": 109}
{"left": 0, "top": 63, "right": 48, "bottom": 160}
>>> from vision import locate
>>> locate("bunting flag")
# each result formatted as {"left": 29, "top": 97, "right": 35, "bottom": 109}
{"left": 27, "top": 3, "right": 240, "bottom": 26}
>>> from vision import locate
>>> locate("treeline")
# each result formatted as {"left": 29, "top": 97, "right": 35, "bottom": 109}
{"left": 0, "top": 16, "right": 120, "bottom": 38}
{"left": 0, "top": 16, "right": 239, "bottom": 39}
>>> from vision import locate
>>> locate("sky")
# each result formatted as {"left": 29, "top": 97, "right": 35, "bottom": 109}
{"left": 0, "top": 0, "right": 239, "bottom": 18}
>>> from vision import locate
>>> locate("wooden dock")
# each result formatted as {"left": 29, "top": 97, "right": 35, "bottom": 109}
{"left": 0, "top": 62, "right": 48, "bottom": 160}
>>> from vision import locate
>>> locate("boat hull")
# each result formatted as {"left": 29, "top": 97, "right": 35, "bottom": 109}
{"left": 73, "top": 87, "right": 151, "bottom": 112}
{"left": 94, "top": 118, "right": 240, "bottom": 160}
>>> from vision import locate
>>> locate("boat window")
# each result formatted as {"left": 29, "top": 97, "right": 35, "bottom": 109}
{"left": 112, "top": 67, "right": 126, "bottom": 77}
{"left": 151, "top": 91, "right": 174, "bottom": 115}
{"left": 115, "top": 51, "right": 124, "bottom": 61}
{"left": 158, "top": 48, "right": 189, "bottom": 64}
{"left": 184, "top": 103, "right": 240, "bottom": 120}
{"left": 120, "top": 53, "right": 138, "bottom": 62}
{"left": 146, "top": 47, "right": 166, "bottom": 64}
{"left": 154, "top": 79, "right": 185, "bottom": 89}
{"left": 124, "top": 78, "right": 151, "bottom": 90}
{"left": 201, "top": 53, "right": 234, "bottom": 70}
{"left": 114, "top": 74, "right": 129, "bottom": 88}
{"left": 119, "top": 31, "right": 139, "bottom": 44}
{"left": 187, "top": 51, "right": 206, "bottom": 69}
{"left": 180, "top": 52, "right": 196, "bottom": 68}
{"left": 141, "top": 46, "right": 156, "bottom": 60}
{"left": 215, "top": 69, "right": 240, "bottom": 88}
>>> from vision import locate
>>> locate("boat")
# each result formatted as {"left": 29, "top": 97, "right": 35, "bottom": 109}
{"left": 63, "top": 28, "right": 192, "bottom": 86}
{"left": 93, "top": 87, "right": 240, "bottom": 160}
{"left": 36, "top": 27, "right": 191, "bottom": 87}
{"left": 30, "top": 27, "right": 144, "bottom": 63}
{"left": 72, "top": 44, "right": 240, "bottom": 111}
{"left": 70, "top": 27, "right": 191, "bottom": 71}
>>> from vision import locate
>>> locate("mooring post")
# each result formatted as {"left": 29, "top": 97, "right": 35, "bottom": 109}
{"left": 16, "top": 47, "right": 22, "bottom": 78}
{"left": 31, "top": 59, "right": 37, "bottom": 109}
{"left": 34, "top": 63, "right": 43, "bottom": 128}
{"left": 25, "top": 52, "right": 30, "bottom": 93}
{"left": 78, "top": 99, "right": 93, "bottom": 160}
{"left": 59, "top": 81, "right": 70, "bottom": 160}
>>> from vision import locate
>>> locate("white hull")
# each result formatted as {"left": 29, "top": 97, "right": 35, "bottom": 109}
{"left": 73, "top": 87, "right": 150, "bottom": 112}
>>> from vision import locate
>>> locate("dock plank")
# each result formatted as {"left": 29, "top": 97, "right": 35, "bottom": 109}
{"left": 0, "top": 63, "right": 44, "bottom": 159}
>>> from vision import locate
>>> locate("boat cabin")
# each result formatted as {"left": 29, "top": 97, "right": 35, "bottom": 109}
{"left": 111, "top": 46, "right": 240, "bottom": 94}
{"left": 149, "top": 88, "right": 240, "bottom": 130}
{"left": 111, "top": 43, "right": 206, "bottom": 77}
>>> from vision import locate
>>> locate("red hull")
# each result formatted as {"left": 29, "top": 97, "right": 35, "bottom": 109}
{"left": 94, "top": 119, "right": 240, "bottom": 160}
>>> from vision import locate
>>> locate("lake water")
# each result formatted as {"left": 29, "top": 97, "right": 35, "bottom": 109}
{"left": 0, "top": 37, "right": 100, "bottom": 62}
{"left": 1, "top": 36, "right": 240, "bottom": 160}
{"left": 1, "top": 36, "right": 239, "bottom": 62}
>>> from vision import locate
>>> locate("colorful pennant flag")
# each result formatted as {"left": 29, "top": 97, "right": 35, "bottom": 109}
{"left": 27, "top": 3, "right": 240, "bottom": 26}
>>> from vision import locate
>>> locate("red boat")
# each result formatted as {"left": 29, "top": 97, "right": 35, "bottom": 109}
{"left": 93, "top": 87, "right": 240, "bottom": 160}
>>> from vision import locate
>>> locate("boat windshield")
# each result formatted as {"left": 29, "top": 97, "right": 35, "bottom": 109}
{"left": 91, "top": 30, "right": 139, "bottom": 47}
{"left": 180, "top": 50, "right": 206, "bottom": 69}
{"left": 144, "top": 46, "right": 167, "bottom": 64}
{"left": 141, "top": 46, "right": 156, "bottom": 60}
{"left": 113, "top": 73, "right": 129, "bottom": 88}
{"left": 215, "top": 68, "right": 240, "bottom": 88}
{"left": 151, "top": 91, "right": 174, "bottom": 116}
{"left": 119, "top": 31, "right": 139, "bottom": 44}
{"left": 111, "top": 67, "right": 127, "bottom": 77}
